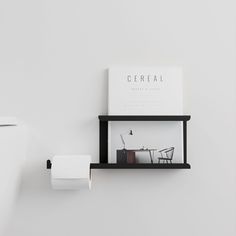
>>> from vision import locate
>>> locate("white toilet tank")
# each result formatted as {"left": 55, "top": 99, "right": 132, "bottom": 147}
{"left": 0, "top": 120, "right": 28, "bottom": 234}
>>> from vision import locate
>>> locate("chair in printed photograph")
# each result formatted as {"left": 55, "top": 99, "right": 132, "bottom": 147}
{"left": 158, "top": 147, "right": 175, "bottom": 164}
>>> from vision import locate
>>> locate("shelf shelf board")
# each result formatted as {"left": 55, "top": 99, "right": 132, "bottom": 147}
{"left": 98, "top": 115, "right": 191, "bottom": 121}
{"left": 46, "top": 161, "right": 191, "bottom": 170}
{"left": 90, "top": 163, "right": 191, "bottom": 169}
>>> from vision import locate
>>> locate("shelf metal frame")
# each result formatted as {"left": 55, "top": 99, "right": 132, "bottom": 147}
{"left": 99, "top": 115, "right": 191, "bottom": 169}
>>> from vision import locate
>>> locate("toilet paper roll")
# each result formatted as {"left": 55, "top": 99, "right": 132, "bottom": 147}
{"left": 51, "top": 155, "right": 91, "bottom": 190}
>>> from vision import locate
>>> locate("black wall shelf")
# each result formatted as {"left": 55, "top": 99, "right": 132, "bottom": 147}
{"left": 99, "top": 115, "right": 191, "bottom": 169}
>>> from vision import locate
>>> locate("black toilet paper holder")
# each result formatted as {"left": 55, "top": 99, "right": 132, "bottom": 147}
{"left": 47, "top": 160, "right": 52, "bottom": 169}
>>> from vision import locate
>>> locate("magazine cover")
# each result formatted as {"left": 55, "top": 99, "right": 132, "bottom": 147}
{"left": 108, "top": 66, "right": 183, "bottom": 115}
{"left": 108, "top": 121, "right": 183, "bottom": 164}
{"left": 108, "top": 66, "right": 183, "bottom": 164}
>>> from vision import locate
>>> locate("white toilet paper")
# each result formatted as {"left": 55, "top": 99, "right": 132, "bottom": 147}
{"left": 51, "top": 155, "right": 91, "bottom": 190}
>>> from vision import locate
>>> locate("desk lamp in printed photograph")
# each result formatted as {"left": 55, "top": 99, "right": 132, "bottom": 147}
{"left": 117, "top": 130, "right": 135, "bottom": 164}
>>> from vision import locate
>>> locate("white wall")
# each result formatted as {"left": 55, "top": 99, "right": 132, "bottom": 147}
{"left": 1, "top": 0, "right": 236, "bottom": 235}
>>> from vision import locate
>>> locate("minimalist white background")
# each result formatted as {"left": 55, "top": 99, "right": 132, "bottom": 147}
{"left": 0, "top": 0, "right": 236, "bottom": 236}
